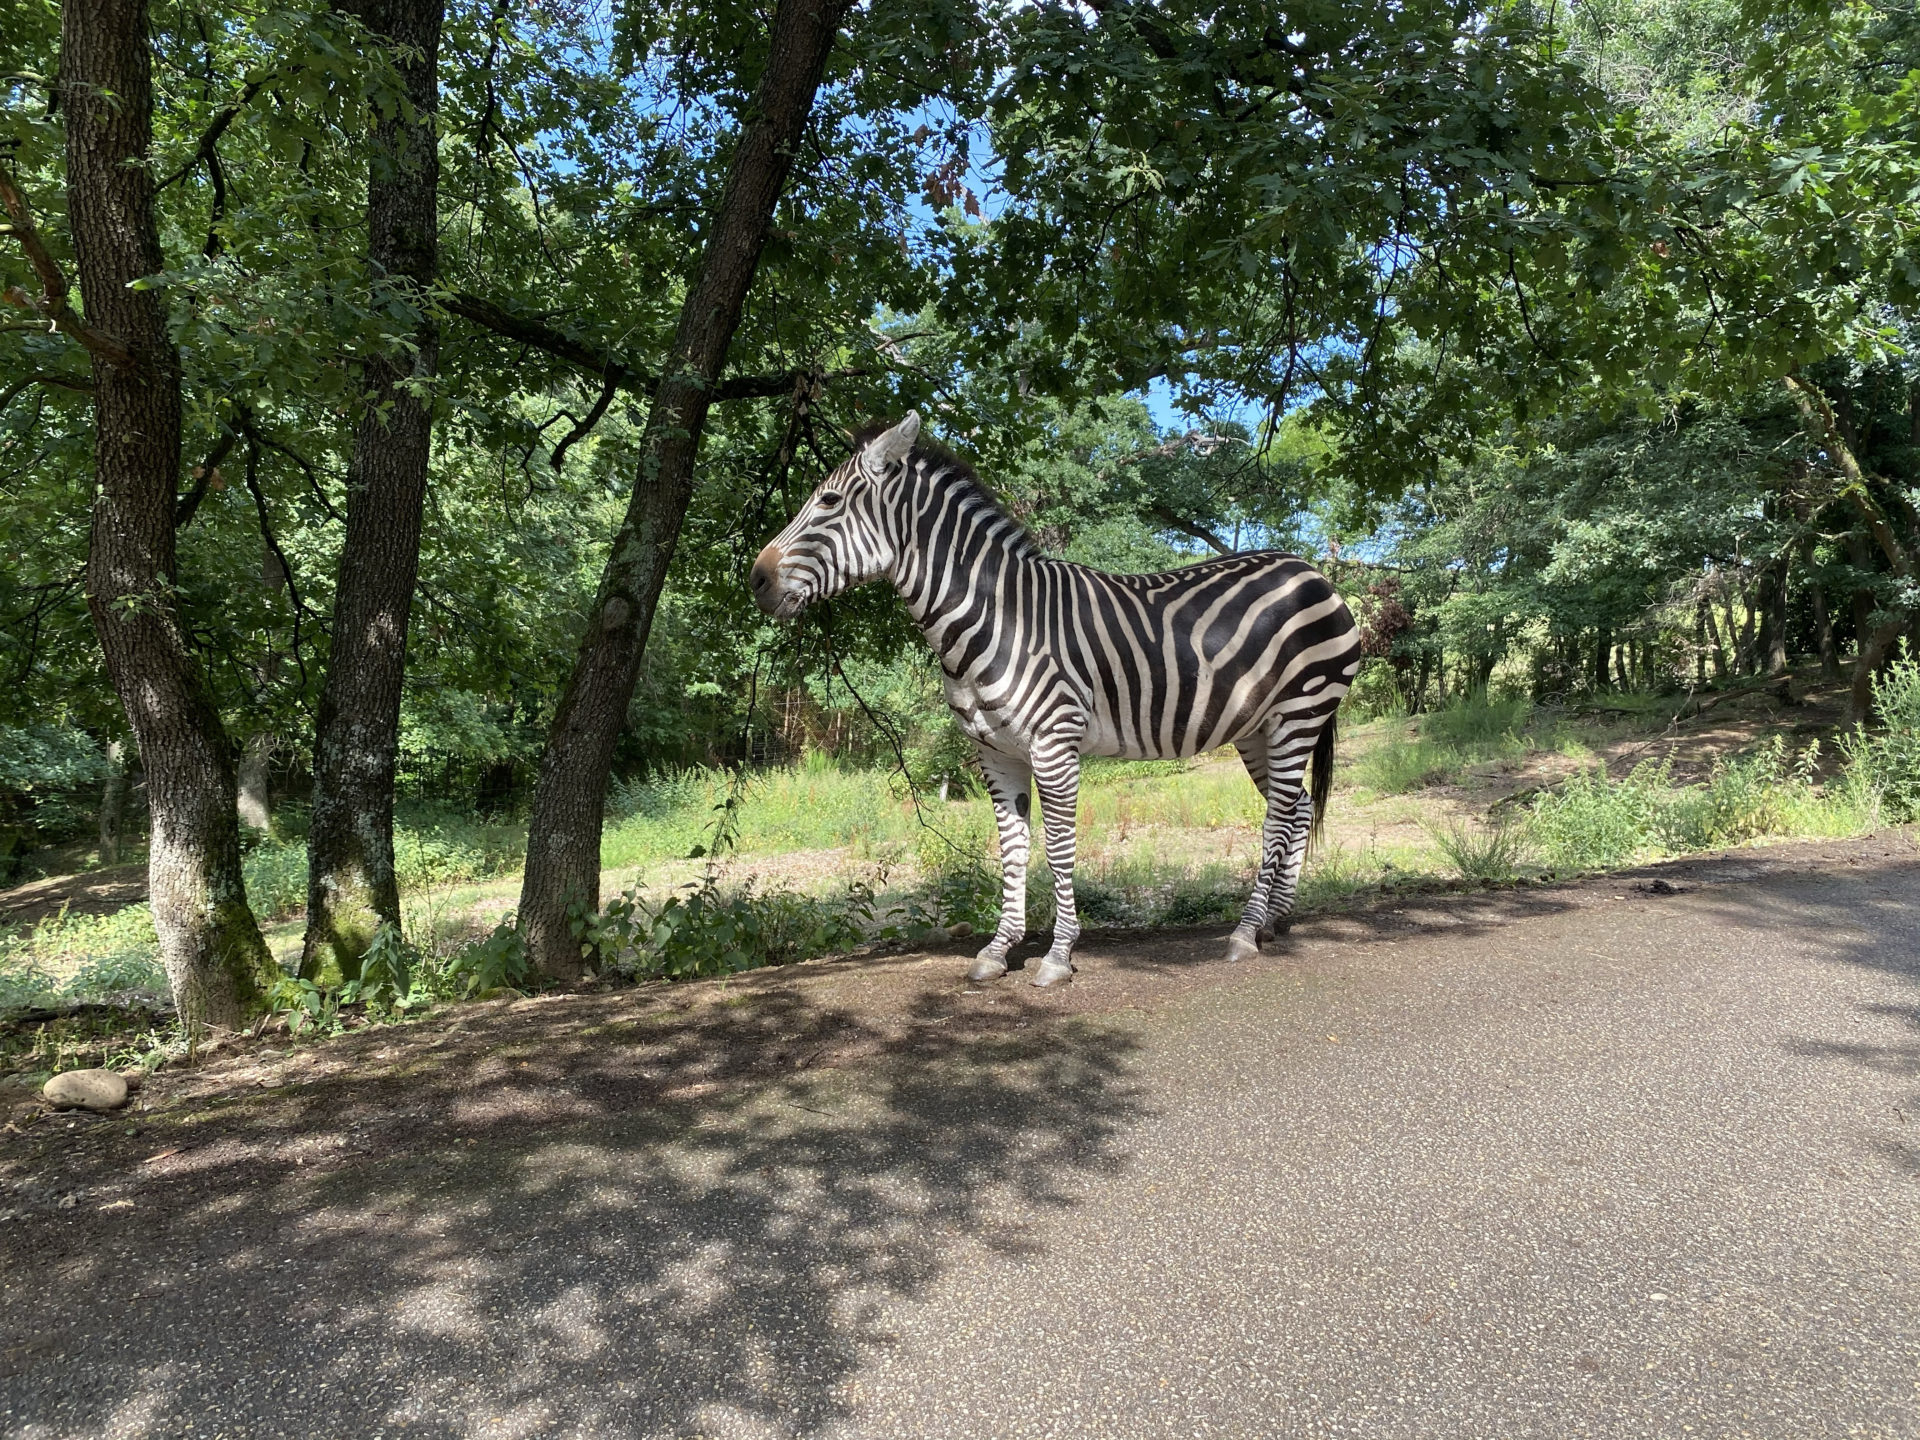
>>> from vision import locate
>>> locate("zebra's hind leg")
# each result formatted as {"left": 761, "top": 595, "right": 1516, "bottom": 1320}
{"left": 1029, "top": 741, "right": 1084, "bottom": 987}
{"left": 967, "top": 747, "right": 1033, "bottom": 983}
{"left": 1226, "top": 725, "right": 1314, "bottom": 961}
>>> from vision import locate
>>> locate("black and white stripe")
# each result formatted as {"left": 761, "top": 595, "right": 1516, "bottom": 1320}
{"left": 752, "top": 413, "right": 1362, "bottom": 986}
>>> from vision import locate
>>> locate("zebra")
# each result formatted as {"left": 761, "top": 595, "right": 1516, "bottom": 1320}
{"left": 750, "top": 413, "right": 1362, "bottom": 987}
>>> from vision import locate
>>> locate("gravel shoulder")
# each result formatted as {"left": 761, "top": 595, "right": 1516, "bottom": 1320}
{"left": 3, "top": 832, "right": 1916, "bottom": 1439}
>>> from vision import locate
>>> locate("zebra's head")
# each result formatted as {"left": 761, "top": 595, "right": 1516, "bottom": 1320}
{"left": 750, "top": 412, "right": 920, "bottom": 618}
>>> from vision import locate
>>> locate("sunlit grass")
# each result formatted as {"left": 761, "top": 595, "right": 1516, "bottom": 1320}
{"left": 0, "top": 902, "right": 167, "bottom": 1010}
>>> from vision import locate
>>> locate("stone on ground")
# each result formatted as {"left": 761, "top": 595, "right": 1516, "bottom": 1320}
{"left": 42, "top": 1069, "right": 129, "bottom": 1112}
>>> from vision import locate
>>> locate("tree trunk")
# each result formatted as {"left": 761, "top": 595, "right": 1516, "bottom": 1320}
{"left": 64, "top": 0, "right": 274, "bottom": 1033}
{"left": 1591, "top": 627, "right": 1609, "bottom": 691}
{"left": 517, "top": 0, "right": 848, "bottom": 978}
{"left": 1785, "top": 376, "right": 1918, "bottom": 726}
{"left": 1701, "top": 601, "right": 1728, "bottom": 681}
{"left": 1851, "top": 618, "right": 1906, "bottom": 725}
{"left": 1806, "top": 537, "right": 1838, "bottom": 680}
{"left": 236, "top": 732, "right": 274, "bottom": 833}
{"left": 1847, "top": 527, "right": 1877, "bottom": 666}
{"left": 98, "top": 737, "right": 127, "bottom": 865}
{"left": 1760, "top": 558, "right": 1790, "bottom": 676}
{"left": 302, "top": 0, "right": 442, "bottom": 980}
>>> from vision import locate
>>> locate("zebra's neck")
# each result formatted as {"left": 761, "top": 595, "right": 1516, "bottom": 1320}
{"left": 888, "top": 455, "right": 1042, "bottom": 649}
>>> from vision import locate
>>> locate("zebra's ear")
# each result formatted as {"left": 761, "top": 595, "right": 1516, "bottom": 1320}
{"left": 860, "top": 412, "right": 920, "bottom": 477}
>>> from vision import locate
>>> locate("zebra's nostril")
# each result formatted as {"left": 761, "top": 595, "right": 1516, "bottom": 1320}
{"left": 750, "top": 562, "right": 772, "bottom": 593}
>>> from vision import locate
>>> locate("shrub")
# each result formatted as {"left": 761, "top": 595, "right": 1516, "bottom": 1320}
{"left": 1424, "top": 814, "right": 1532, "bottom": 882}
{"left": 443, "top": 920, "right": 531, "bottom": 998}
{"left": 1529, "top": 763, "right": 1671, "bottom": 869}
{"left": 1530, "top": 738, "right": 1855, "bottom": 872}
{"left": 1843, "top": 655, "right": 1920, "bottom": 821}
{"left": 913, "top": 805, "right": 1001, "bottom": 932}
{"left": 580, "top": 874, "right": 875, "bottom": 981}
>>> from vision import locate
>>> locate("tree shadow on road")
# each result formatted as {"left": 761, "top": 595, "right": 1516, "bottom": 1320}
{"left": 0, "top": 983, "right": 1149, "bottom": 1438}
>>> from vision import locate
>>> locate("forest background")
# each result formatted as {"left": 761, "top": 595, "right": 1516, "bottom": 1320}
{"left": 2, "top": 0, "right": 1917, "bottom": 1036}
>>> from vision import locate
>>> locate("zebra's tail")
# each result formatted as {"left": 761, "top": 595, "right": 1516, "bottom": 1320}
{"left": 1308, "top": 716, "right": 1336, "bottom": 854}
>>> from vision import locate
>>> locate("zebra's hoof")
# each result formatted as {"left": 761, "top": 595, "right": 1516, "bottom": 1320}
{"left": 1223, "top": 934, "right": 1261, "bottom": 964}
{"left": 1256, "top": 916, "right": 1291, "bottom": 944}
{"left": 1031, "top": 959, "right": 1073, "bottom": 988}
{"left": 967, "top": 954, "right": 1008, "bottom": 984}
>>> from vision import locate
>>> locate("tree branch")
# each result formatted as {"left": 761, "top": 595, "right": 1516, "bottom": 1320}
{"left": 444, "top": 289, "right": 868, "bottom": 402}
{"left": 175, "top": 431, "right": 237, "bottom": 529}
{"left": 1147, "top": 503, "right": 1233, "bottom": 555}
{"left": 0, "top": 371, "right": 94, "bottom": 413}
{"left": 0, "top": 166, "right": 135, "bottom": 370}
{"left": 549, "top": 371, "right": 619, "bottom": 471}
{"left": 155, "top": 80, "right": 264, "bottom": 192}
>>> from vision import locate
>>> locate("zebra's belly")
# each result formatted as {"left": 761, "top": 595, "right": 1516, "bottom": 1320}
{"left": 1078, "top": 673, "right": 1271, "bottom": 760}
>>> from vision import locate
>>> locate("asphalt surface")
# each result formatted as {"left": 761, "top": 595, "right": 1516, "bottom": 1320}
{"left": 3, "top": 839, "right": 1917, "bottom": 1439}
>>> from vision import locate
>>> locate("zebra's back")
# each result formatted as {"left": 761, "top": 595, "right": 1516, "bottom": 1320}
{"left": 1053, "top": 551, "right": 1360, "bottom": 758}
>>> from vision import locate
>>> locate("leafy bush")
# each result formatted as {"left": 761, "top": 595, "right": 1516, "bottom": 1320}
{"left": 913, "top": 804, "right": 1001, "bottom": 932}
{"left": 1843, "top": 655, "right": 1920, "bottom": 821}
{"left": 1530, "top": 739, "right": 1855, "bottom": 872}
{"left": 1657, "top": 739, "right": 1811, "bottom": 850}
{"left": 0, "top": 723, "right": 106, "bottom": 828}
{"left": 1528, "top": 763, "right": 1673, "bottom": 869}
{"left": 579, "top": 875, "right": 875, "bottom": 981}
{"left": 443, "top": 920, "right": 531, "bottom": 998}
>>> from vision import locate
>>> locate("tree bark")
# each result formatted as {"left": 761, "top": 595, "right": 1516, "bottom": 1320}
{"left": 97, "top": 737, "right": 127, "bottom": 865}
{"left": 1701, "top": 600, "right": 1728, "bottom": 681}
{"left": 302, "top": 0, "right": 442, "bottom": 980}
{"left": 517, "top": 0, "right": 848, "bottom": 977}
{"left": 64, "top": 0, "right": 274, "bottom": 1033}
{"left": 1758, "top": 558, "right": 1790, "bottom": 677}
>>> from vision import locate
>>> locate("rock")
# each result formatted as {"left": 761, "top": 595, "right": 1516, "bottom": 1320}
{"left": 945, "top": 921, "right": 975, "bottom": 939}
{"left": 42, "top": 1069, "right": 129, "bottom": 1112}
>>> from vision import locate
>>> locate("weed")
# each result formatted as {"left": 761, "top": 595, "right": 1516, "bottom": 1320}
{"left": 443, "top": 920, "right": 530, "bottom": 998}
{"left": 1842, "top": 655, "right": 1920, "bottom": 821}
{"left": 581, "top": 874, "right": 875, "bottom": 980}
{"left": 1529, "top": 738, "right": 1869, "bottom": 872}
{"left": 1424, "top": 814, "right": 1533, "bottom": 882}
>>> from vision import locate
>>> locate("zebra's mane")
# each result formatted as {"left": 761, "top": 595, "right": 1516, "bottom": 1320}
{"left": 851, "top": 424, "right": 1040, "bottom": 559}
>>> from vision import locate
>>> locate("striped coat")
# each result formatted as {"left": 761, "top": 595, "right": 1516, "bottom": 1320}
{"left": 752, "top": 413, "right": 1362, "bottom": 986}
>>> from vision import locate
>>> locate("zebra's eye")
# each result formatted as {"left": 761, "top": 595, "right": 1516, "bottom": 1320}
{"left": 818, "top": 490, "right": 843, "bottom": 508}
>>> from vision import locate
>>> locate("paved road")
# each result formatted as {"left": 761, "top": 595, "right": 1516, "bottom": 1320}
{"left": 3, "top": 839, "right": 1917, "bottom": 1439}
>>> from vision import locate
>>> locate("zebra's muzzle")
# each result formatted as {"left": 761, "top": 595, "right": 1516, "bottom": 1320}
{"left": 750, "top": 544, "right": 797, "bottom": 617}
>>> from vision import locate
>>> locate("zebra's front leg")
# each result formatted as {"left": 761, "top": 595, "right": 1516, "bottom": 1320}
{"left": 967, "top": 748, "right": 1033, "bottom": 984}
{"left": 1029, "top": 743, "right": 1083, "bottom": 987}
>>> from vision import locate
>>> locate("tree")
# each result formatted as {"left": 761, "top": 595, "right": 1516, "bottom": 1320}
{"left": 30, "top": 0, "right": 274, "bottom": 1032}
{"left": 517, "top": 0, "right": 851, "bottom": 977}
{"left": 302, "top": 0, "right": 444, "bottom": 979}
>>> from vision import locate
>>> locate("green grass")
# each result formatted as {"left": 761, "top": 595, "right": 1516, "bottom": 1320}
{"left": 242, "top": 805, "right": 528, "bottom": 922}
{"left": 1350, "top": 694, "right": 1541, "bottom": 797}
{"left": 1526, "top": 739, "right": 1876, "bottom": 872}
{"left": 8, "top": 703, "right": 1913, "bottom": 1034}
{"left": 0, "top": 902, "right": 167, "bottom": 1012}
